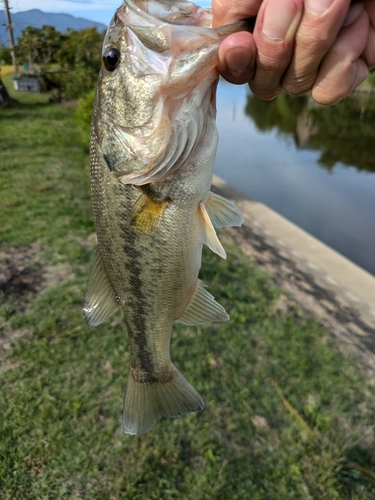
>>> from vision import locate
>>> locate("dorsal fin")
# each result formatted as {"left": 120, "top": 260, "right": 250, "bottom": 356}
{"left": 206, "top": 191, "right": 244, "bottom": 228}
{"left": 83, "top": 250, "right": 119, "bottom": 327}
{"left": 176, "top": 280, "right": 229, "bottom": 325}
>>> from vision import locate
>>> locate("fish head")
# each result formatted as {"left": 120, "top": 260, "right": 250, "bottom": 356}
{"left": 93, "top": 0, "right": 250, "bottom": 185}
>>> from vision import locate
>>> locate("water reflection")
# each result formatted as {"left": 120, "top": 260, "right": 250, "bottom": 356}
{"left": 214, "top": 80, "right": 375, "bottom": 275}
{"left": 245, "top": 92, "right": 375, "bottom": 173}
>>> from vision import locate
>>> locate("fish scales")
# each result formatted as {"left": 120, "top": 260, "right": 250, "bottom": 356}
{"left": 84, "top": 0, "right": 247, "bottom": 435}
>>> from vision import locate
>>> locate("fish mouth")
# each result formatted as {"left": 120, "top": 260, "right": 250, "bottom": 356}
{"left": 121, "top": 0, "right": 213, "bottom": 29}
{"left": 122, "top": 0, "right": 255, "bottom": 30}
{"left": 116, "top": 0, "right": 254, "bottom": 53}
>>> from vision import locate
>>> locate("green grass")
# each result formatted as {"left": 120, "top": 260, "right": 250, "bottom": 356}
{"left": 1, "top": 80, "right": 375, "bottom": 500}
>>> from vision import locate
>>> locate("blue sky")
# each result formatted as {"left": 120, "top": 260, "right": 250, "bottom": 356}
{"left": 9, "top": 0, "right": 212, "bottom": 26}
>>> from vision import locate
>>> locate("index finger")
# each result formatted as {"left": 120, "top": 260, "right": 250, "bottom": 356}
{"left": 282, "top": 0, "right": 353, "bottom": 94}
{"left": 212, "top": 0, "right": 262, "bottom": 26}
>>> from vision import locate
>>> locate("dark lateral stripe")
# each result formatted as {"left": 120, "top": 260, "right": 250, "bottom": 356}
{"left": 123, "top": 217, "right": 155, "bottom": 376}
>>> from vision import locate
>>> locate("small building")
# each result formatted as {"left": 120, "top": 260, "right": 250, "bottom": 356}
{"left": 13, "top": 75, "right": 41, "bottom": 92}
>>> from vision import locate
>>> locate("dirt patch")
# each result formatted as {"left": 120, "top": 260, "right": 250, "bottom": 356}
{"left": 224, "top": 223, "right": 375, "bottom": 376}
{"left": 72, "top": 232, "right": 97, "bottom": 251}
{"left": 0, "top": 244, "right": 76, "bottom": 364}
{"left": 0, "top": 243, "right": 73, "bottom": 310}
{"left": 0, "top": 262, "right": 44, "bottom": 298}
{"left": 0, "top": 244, "right": 45, "bottom": 307}
{"left": 0, "top": 245, "right": 45, "bottom": 359}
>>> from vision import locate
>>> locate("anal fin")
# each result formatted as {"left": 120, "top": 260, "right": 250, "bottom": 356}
{"left": 206, "top": 191, "right": 244, "bottom": 228}
{"left": 176, "top": 280, "right": 229, "bottom": 325}
{"left": 83, "top": 250, "right": 119, "bottom": 327}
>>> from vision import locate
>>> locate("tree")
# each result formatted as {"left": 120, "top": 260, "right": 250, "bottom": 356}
{"left": 13, "top": 25, "right": 104, "bottom": 100}
{"left": 16, "top": 25, "right": 63, "bottom": 69}
{"left": 39, "top": 25, "right": 64, "bottom": 66}
{"left": 52, "top": 27, "right": 103, "bottom": 99}
{"left": 0, "top": 44, "right": 12, "bottom": 65}
{"left": 56, "top": 27, "right": 103, "bottom": 71}
{"left": 245, "top": 92, "right": 308, "bottom": 143}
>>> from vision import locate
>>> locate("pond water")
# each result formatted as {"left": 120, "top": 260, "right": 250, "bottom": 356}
{"left": 214, "top": 79, "right": 375, "bottom": 276}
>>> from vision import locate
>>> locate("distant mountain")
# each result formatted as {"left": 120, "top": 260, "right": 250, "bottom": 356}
{"left": 0, "top": 9, "right": 107, "bottom": 46}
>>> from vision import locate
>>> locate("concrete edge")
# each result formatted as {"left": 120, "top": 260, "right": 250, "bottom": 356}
{"left": 212, "top": 174, "right": 375, "bottom": 317}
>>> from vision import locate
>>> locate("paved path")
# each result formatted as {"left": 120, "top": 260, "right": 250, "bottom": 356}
{"left": 212, "top": 175, "right": 375, "bottom": 375}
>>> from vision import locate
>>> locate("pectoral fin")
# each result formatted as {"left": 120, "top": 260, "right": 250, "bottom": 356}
{"left": 127, "top": 190, "right": 169, "bottom": 233}
{"left": 206, "top": 192, "right": 244, "bottom": 228}
{"left": 176, "top": 280, "right": 229, "bottom": 325}
{"left": 198, "top": 202, "right": 226, "bottom": 258}
{"left": 83, "top": 250, "right": 119, "bottom": 327}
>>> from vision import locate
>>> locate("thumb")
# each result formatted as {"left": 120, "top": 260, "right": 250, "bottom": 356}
{"left": 217, "top": 33, "right": 257, "bottom": 84}
{"left": 212, "top": 0, "right": 260, "bottom": 84}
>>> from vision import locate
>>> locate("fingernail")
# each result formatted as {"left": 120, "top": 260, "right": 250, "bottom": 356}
{"left": 343, "top": 3, "right": 364, "bottom": 26}
{"left": 306, "top": 0, "right": 335, "bottom": 13}
{"left": 262, "top": 0, "right": 300, "bottom": 41}
{"left": 225, "top": 47, "right": 253, "bottom": 74}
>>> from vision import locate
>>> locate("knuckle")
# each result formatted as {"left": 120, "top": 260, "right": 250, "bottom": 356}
{"left": 257, "top": 47, "right": 291, "bottom": 73}
{"left": 282, "top": 75, "right": 316, "bottom": 95}
{"left": 296, "top": 23, "right": 333, "bottom": 52}
{"left": 249, "top": 82, "right": 281, "bottom": 101}
{"left": 282, "top": 83, "right": 311, "bottom": 95}
{"left": 250, "top": 63, "right": 284, "bottom": 99}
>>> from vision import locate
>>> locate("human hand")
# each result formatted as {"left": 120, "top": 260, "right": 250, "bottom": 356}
{"left": 212, "top": 0, "right": 375, "bottom": 105}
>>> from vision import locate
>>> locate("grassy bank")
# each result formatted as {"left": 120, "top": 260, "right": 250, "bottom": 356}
{"left": 0, "top": 65, "right": 15, "bottom": 77}
{"left": 1, "top": 80, "right": 375, "bottom": 500}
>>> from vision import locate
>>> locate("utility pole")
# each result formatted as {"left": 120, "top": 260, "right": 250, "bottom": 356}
{"left": 3, "top": 0, "right": 17, "bottom": 74}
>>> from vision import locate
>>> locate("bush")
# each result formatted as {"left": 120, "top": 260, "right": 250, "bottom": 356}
{"left": 367, "top": 69, "right": 375, "bottom": 88}
{"left": 60, "top": 66, "right": 99, "bottom": 100}
{"left": 75, "top": 88, "right": 96, "bottom": 143}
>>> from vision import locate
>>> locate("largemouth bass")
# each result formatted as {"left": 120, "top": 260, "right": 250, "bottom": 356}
{"left": 84, "top": 0, "right": 246, "bottom": 435}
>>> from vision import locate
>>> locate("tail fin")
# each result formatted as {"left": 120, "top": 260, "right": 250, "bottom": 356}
{"left": 122, "top": 365, "right": 204, "bottom": 435}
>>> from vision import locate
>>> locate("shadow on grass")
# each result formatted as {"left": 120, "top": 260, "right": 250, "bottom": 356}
{"left": 1, "top": 100, "right": 66, "bottom": 120}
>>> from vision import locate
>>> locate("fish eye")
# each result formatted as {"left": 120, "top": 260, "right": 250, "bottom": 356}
{"left": 103, "top": 48, "right": 121, "bottom": 71}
